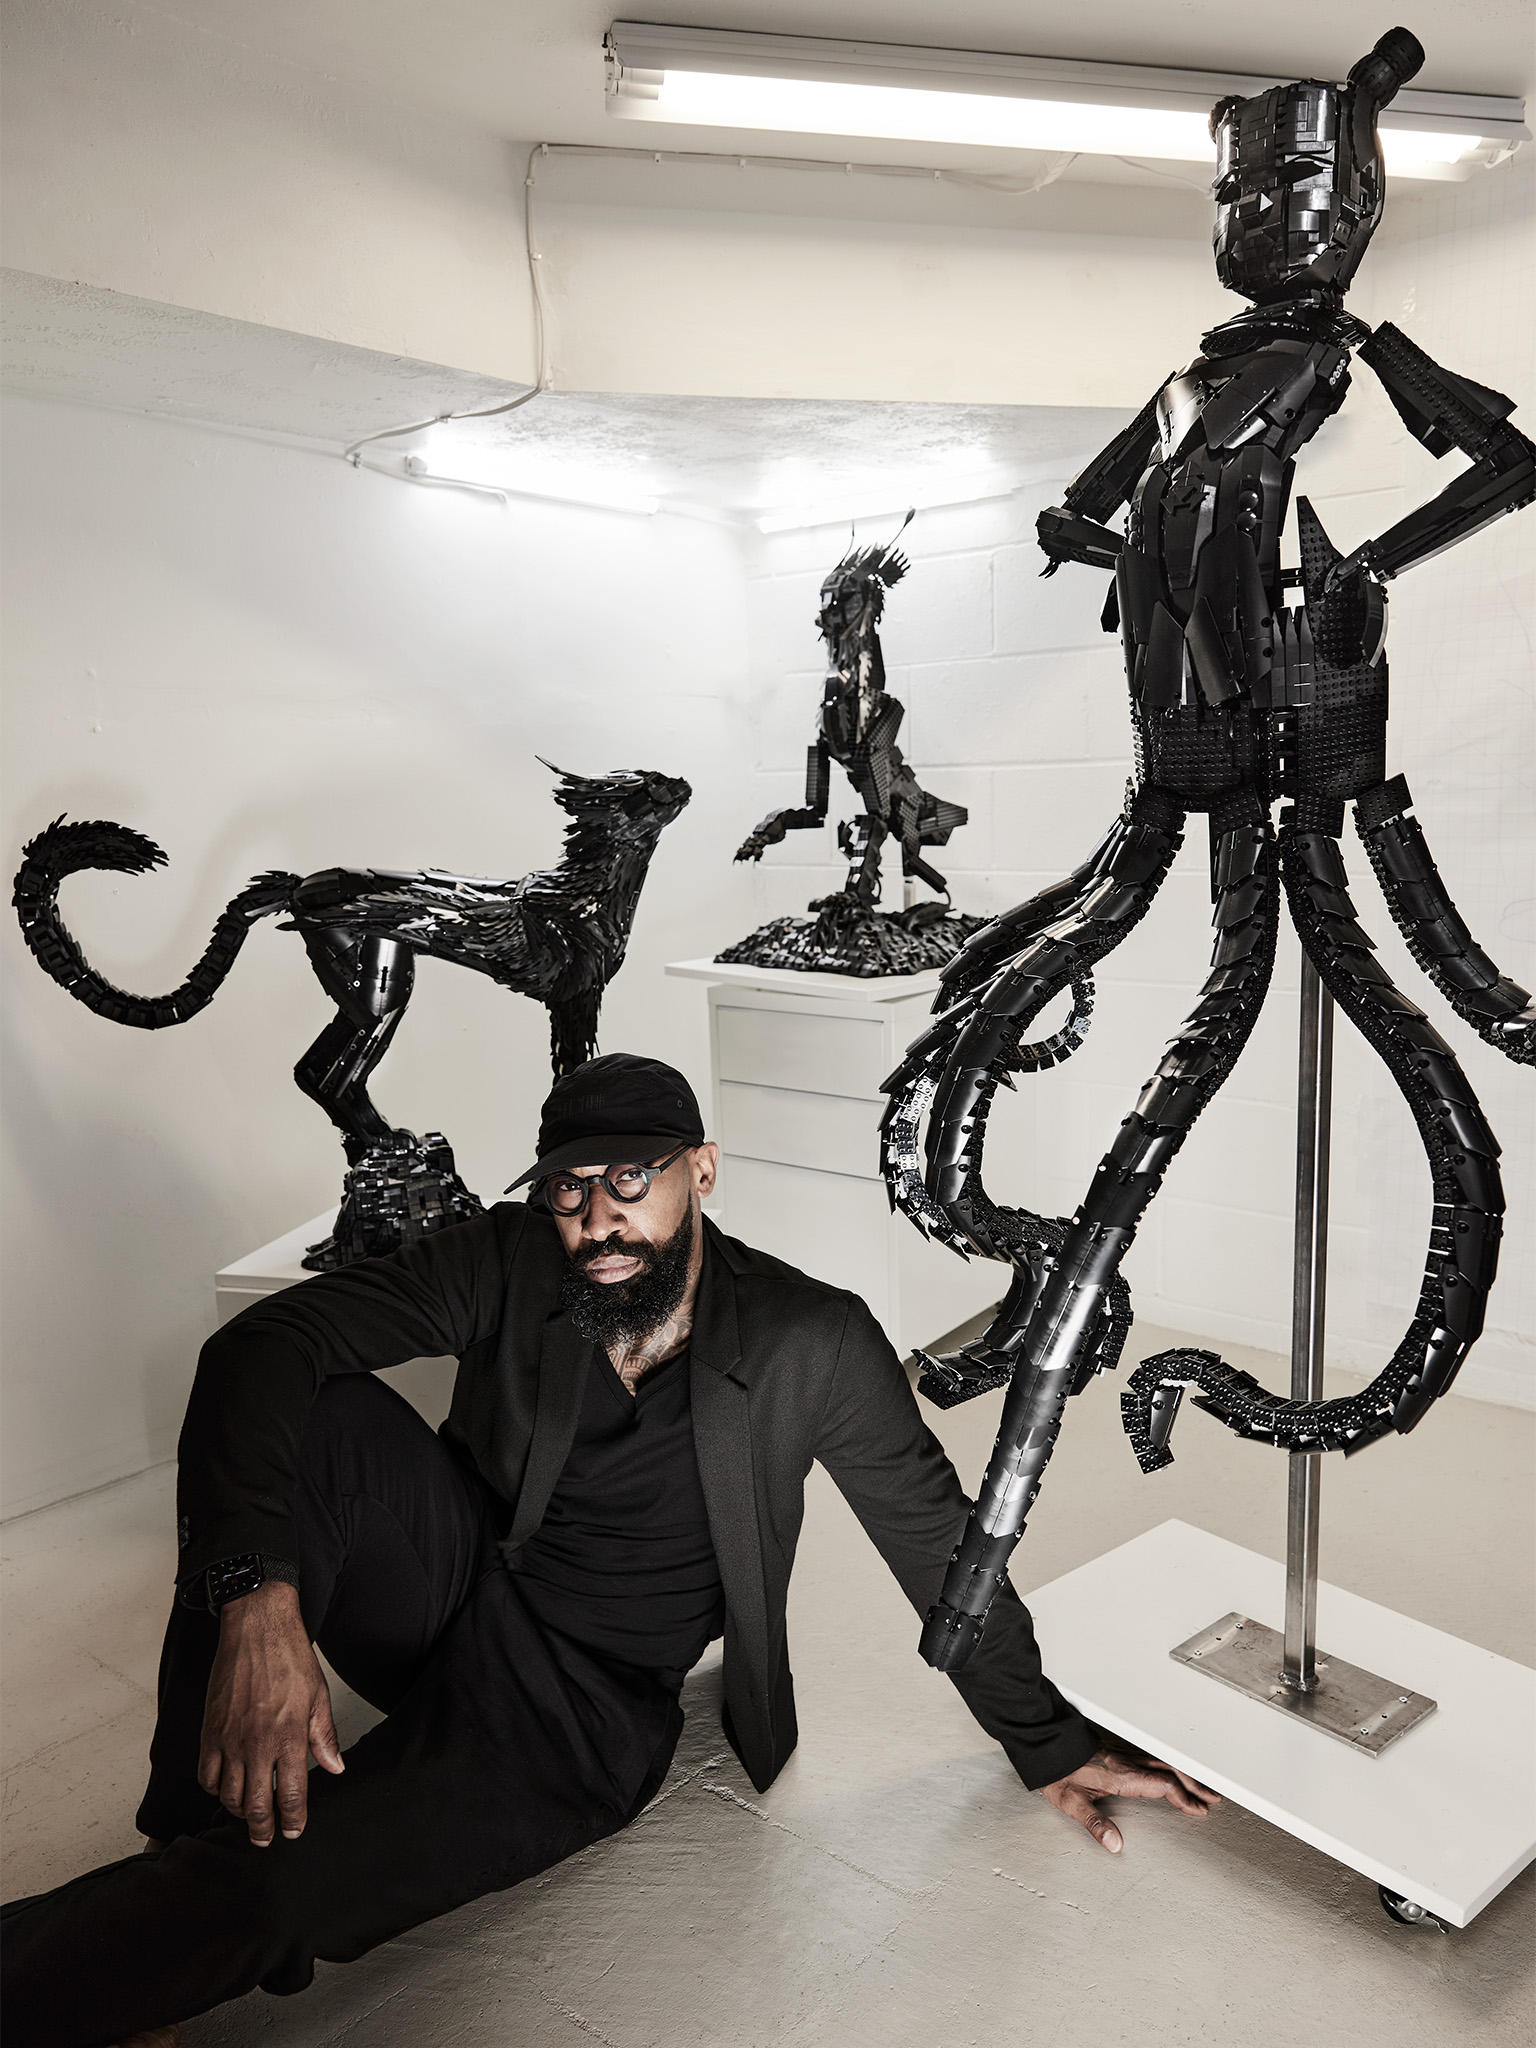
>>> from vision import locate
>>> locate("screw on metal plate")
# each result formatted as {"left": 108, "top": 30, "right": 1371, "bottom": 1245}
{"left": 1170, "top": 1612, "right": 1436, "bottom": 1755}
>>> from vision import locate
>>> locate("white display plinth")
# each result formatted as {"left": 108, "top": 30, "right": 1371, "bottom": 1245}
{"left": 666, "top": 957, "right": 999, "bottom": 1358}
{"left": 1022, "top": 1519, "right": 1536, "bottom": 1927}
{"left": 666, "top": 957, "right": 943, "bottom": 1003}
{"left": 214, "top": 1214, "right": 455, "bottom": 1426}
{"left": 214, "top": 1212, "right": 337, "bottom": 1325}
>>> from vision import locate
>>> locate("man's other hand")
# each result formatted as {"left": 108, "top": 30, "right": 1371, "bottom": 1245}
{"left": 198, "top": 1581, "right": 344, "bottom": 1847}
{"left": 1041, "top": 1744, "right": 1219, "bottom": 1854}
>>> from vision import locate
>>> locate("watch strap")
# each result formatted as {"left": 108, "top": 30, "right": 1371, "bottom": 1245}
{"left": 182, "top": 1552, "right": 301, "bottom": 1613}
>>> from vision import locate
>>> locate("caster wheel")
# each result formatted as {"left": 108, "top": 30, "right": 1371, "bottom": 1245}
{"left": 1378, "top": 1884, "right": 1441, "bottom": 1929}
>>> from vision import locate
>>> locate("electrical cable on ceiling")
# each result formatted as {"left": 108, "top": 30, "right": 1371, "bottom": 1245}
{"left": 342, "top": 142, "right": 555, "bottom": 480}
{"left": 535, "top": 137, "right": 1079, "bottom": 195}
{"left": 1111, "top": 154, "right": 1221, "bottom": 191}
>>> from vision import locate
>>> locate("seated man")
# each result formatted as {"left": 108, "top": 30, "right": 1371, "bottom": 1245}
{"left": 3, "top": 1053, "right": 1215, "bottom": 2047}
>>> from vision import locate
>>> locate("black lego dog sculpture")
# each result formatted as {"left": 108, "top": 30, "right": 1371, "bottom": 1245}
{"left": 15, "top": 765, "right": 690, "bottom": 1268}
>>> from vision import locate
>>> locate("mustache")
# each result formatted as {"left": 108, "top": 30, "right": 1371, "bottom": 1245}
{"left": 559, "top": 1207, "right": 695, "bottom": 1348}
{"left": 572, "top": 1232, "right": 659, "bottom": 1274}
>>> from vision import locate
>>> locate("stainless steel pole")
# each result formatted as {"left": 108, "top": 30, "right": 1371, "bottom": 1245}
{"left": 1282, "top": 952, "right": 1334, "bottom": 1691}
{"left": 1172, "top": 945, "right": 1435, "bottom": 1749}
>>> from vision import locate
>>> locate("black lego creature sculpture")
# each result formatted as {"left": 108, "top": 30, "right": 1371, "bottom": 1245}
{"left": 15, "top": 765, "right": 690, "bottom": 1269}
{"left": 880, "top": 29, "right": 1535, "bottom": 1673}
{"left": 720, "top": 518, "right": 990, "bottom": 975}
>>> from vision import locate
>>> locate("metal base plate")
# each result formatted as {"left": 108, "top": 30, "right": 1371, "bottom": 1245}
{"left": 1171, "top": 1612, "right": 1437, "bottom": 1756}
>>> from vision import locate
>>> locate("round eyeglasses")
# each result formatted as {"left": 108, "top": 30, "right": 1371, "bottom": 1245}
{"left": 538, "top": 1145, "right": 691, "bottom": 1218}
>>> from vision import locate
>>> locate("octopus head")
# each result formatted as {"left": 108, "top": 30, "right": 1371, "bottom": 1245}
{"left": 1209, "top": 27, "right": 1423, "bottom": 305}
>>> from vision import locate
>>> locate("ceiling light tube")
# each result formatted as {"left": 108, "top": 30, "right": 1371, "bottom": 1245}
{"left": 513, "top": 482, "right": 660, "bottom": 517}
{"left": 654, "top": 74, "right": 1218, "bottom": 160}
{"left": 758, "top": 480, "right": 1015, "bottom": 534}
{"left": 401, "top": 453, "right": 658, "bottom": 516}
{"left": 606, "top": 22, "right": 1527, "bottom": 175}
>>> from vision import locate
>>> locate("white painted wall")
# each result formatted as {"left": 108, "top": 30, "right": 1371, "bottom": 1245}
{"left": 531, "top": 159, "right": 1226, "bottom": 407}
{"left": 2, "top": 0, "right": 1226, "bottom": 407}
{"left": 1, "top": 0, "right": 538, "bottom": 385}
{"left": 2, "top": 95, "right": 1529, "bottom": 1526}
{"left": 0, "top": 396, "right": 755, "bottom": 1515}
{"left": 740, "top": 159, "right": 1535, "bottom": 1409}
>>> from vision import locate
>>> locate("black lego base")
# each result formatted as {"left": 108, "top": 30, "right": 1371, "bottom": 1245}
{"left": 303, "top": 1130, "right": 483, "bottom": 1270}
{"left": 717, "top": 902, "right": 991, "bottom": 978}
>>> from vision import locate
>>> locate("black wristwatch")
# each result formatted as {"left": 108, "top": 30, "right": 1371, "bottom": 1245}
{"left": 185, "top": 1553, "right": 301, "bottom": 1613}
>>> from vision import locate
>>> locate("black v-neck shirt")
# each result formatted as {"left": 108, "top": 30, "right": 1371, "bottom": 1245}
{"left": 511, "top": 1347, "right": 726, "bottom": 1676}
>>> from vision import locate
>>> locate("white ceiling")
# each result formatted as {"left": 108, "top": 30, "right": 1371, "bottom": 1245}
{"left": 122, "top": 3, "right": 1535, "bottom": 155}
{"left": 421, "top": 386, "right": 1118, "bottom": 519}
{"left": 0, "top": 270, "right": 520, "bottom": 444}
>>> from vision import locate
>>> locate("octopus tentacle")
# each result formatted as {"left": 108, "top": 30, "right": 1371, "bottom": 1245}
{"left": 930, "top": 809, "right": 1126, "bottom": 1011}
{"left": 878, "top": 982, "right": 1094, "bottom": 1274}
{"left": 917, "top": 809, "right": 1278, "bottom": 1671}
{"left": 1123, "top": 818, "right": 1505, "bottom": 1470}
{"left": 1354, "top": 776, "right": 1535, "bottom": 1066}
{"left": 880, "top": 788, "right": 1184, "bottom": 1265}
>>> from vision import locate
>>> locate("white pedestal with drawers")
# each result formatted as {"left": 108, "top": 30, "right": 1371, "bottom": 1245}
{"left": 666, "top": 959, "right": 1000, "bottom": 1357}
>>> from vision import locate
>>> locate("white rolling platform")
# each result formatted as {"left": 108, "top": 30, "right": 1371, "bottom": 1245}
{"left": 1023, "top": 1519, "right": 1536, "bottom": 1927}
{"left": 215, "top": 1213, "right": 455, "bottom": 1426}
{"left": 666, "top": 957, "right": 998, "bottom": 1357}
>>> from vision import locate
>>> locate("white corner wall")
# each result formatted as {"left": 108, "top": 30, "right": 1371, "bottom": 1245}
{"left": 0, "top": 398, "right": 757, "bottom": 1515}
{"left": 741, "top": 159, "right": 1535, "bottom": 1410}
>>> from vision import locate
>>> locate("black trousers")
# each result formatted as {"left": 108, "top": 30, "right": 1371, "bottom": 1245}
{"left": 2, "top": 1376, "right": 685, "bottom": 2048}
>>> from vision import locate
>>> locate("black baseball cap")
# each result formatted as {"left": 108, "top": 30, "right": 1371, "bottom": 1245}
{"left": 506, "top": 1053, "right": 706, "bottom": 1192}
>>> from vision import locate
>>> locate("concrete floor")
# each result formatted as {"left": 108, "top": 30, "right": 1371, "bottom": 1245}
{"left": 3, "top": 1318, "right": 1533, "bottom": 2047}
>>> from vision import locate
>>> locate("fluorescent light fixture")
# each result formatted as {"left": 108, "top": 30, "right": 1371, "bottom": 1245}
{"left": 404, "top": 452, "right": 658, "bottom": 516}
{"left": 655, "top": 73, "right": 1216, "bottom": 161}
{"left": 758, "top": 477, "right": 1014, "bottom": 533}
{"left": 399, "top": 452, "right": 506, "bottom": 503}
{"left": 606, "top": 23, "right": 1527, "bottom": 178}
{"left": 508, "top": 480, "right": 660, "bottom": 517}
{"left": 1376, "top": 128, "right": 1483, "bottom": 170}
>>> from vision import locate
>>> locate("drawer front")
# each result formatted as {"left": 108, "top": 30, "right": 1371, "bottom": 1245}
{"left": 720, "top": 1080, "right": 882, "bottom": 1181}
{"left": 719, "top": 1155, "right": 891, "bottom": 1320}
{"left": 716, "top": 1002, "right": 885, "bottom": 1099}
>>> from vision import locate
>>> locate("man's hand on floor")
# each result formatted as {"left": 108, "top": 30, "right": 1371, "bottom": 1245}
{"left": 1041, "top": 1744, "right": 1219, "bottom": 1854}
{"left": 199, "top": 1581, "right": 344, "bottom": 1848}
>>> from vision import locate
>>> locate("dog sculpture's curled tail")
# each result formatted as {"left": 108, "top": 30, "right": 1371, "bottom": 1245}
{"left": 13, "top": 819, "right": 299, "bottom": 1028}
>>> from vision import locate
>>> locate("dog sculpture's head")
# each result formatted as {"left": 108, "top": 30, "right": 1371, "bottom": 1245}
{"left": 1209, "top": 27, "right": 1423, "bottom": 304}
{"left": 547, "top": 765, "right": 692, "bottom": 835}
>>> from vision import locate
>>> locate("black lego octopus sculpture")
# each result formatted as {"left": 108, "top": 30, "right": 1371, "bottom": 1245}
{"left": 14, "top": 765, "right": 690, "bottom": 1269}
{"left": 880, "top": 29, "right": 1535, "bottom": 1672}
{"left": 722, "top": 518, "right": 990, "bottom": 975}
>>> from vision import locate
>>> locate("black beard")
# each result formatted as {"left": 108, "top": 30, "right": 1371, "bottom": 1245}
{"left": 558, "top": 1205, "right": 695, "bottom": 1350}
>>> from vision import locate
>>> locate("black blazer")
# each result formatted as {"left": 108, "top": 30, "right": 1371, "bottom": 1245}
{"left": 177, "top": 1205, "right": 1097, "bottom": 1794}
